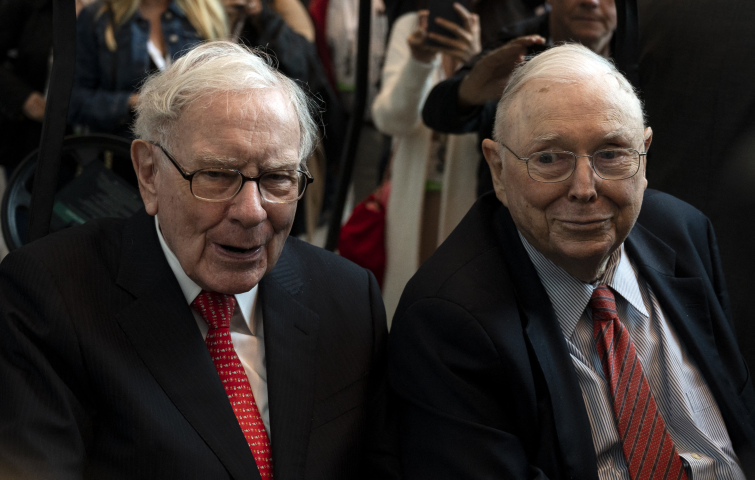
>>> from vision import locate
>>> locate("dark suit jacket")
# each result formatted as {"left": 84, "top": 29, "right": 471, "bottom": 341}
{"left": 637, "top": 0, "right": 755, "bottom": 374}
{"left": 0, "top": 210, "right": 398, "bottom": 480}
{"left": 388, "top": 189, "right": 755, "bottom": 479}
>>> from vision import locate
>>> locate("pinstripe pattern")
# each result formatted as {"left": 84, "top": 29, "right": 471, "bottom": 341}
{"left": 591, "top": 285, "right": 687, "bottom": 480}
{"left": 519, "top": 233, "right": 745, "bottom": 480}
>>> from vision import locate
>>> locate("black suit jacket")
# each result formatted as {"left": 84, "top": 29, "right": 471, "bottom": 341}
{"left": 0, "top": 210, "right": 398, "bottom": 480}
{"left": 388, "top": 190, "right": 755, "bottom": 479}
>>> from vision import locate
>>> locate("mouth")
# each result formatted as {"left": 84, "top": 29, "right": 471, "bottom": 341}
{"left": 217, "top": 243, "right": 263, "bottom": 256}
{"left": 221, "top": 244, "right": 253, "bottom": 253}
{"left": 573, "top": 16, "right": 601, "bottom": 22}
{"left": 558, "top": 218, "right": 610, "bottom": 230}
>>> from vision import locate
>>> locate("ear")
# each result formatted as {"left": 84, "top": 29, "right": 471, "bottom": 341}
{"left": 482, "top": 138, "right": 509, "bottom": 206}
{"left": 131, "top": 139, "right": 159, "bottom": 216}
{"left": 641, "top": 126, "right": 653, "bottom": 178}
{"left": 643, "top": 126, "right": 653, "bottom": 153}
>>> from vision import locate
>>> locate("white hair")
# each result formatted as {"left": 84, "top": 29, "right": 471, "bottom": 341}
{"left": 132, "top": 41, "right": 319, "bottom": 165}
{"left": 493, "top": 43, "right": 645, "bottom": 143}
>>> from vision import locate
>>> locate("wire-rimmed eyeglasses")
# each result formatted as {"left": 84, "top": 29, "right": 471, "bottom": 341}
{"left": 498, "top": 142, "right": 647, "bottom": 183}
{"left": 151, "top": 142, "right": 313, "bottom": 203}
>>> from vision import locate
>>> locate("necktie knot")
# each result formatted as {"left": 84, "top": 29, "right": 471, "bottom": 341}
{"left": 191, "top": 290, "right": 237, "bottom": 329}
{"left": 589, "top": 284, "right": 619, "bottom": 324}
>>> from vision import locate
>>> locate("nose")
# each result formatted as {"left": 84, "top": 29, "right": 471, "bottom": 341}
{"left": 228, "top": 179, "right": 267, "bottom": 228}
{"left": 567, "top": 156, "right": 598, "bottom": 202}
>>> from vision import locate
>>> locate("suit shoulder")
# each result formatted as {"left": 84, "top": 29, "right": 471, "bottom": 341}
{"left": 640, "top": 189, "right": 711, "bottom": 232}
{"left": 279, "top": 236, "right": 375, "bottom": 287}
{"left": 397, "top": 195, "right": 510, "bottom": 315}
{"left": 1, "top": 217, "right": 126, "bottom": 282}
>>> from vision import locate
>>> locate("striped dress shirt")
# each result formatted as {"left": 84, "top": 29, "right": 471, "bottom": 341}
{"left": 520, "top": 233, "right": 744, "bottom": 480}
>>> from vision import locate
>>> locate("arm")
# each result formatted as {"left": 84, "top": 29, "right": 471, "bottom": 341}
{"left": 372, "top": 13, "right": 439, "bottom": 136}
{"left": 270, "top": 0, "right": 315, "bottom": 42}
{"left": 240, "top": 3, "right": 318, "bottom": 84}
{"left": 388, "top": 298, "right": 549, "bottom": 479}
{"left": 67, "top": 5, "right": 133, "bottom": 131}
{"left": 421, "top": 34, "right": 544, "bottom": 134}
{"left": 0, "top": 251, "right": 89, "bottom": 479}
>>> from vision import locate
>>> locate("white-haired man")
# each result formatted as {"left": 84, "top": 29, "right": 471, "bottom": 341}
{"left": 389, "top": 44, "right": 755, "bottom": 479}
{"left": 0, "top": 42, "right": 397, "bottom": 480}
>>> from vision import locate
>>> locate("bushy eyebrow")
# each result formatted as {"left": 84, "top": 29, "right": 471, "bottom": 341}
{"left": 191, "top": 152, "right": 239, "bottom": 168}
{"left": 190, "top": 151, "right": 299, "bottom": 171}
{"left": 523, "top": 129, "right": 641, "bottom": 152}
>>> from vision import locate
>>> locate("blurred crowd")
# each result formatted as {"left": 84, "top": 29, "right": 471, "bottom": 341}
{"left": 0, "top": 0, "right": 754, "bottom": 360}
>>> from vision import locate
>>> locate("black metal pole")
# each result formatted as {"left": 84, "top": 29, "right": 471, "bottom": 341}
{"left": 613, "top": 0, "right": 640, "bottom": 88}
{"left": 27, "top": 0, "right": 77, "bottom": 243}
{"left": 325, "top": 0, "right": 372, "bottom": 251}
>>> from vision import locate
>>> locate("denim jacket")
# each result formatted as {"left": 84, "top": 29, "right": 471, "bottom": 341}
{"left": 69, "top": 0, "right": 202, "bottom": 136}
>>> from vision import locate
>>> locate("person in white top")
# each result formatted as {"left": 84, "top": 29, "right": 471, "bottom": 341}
{"left": 372, "top": 4, "right": 481, "bottom": 324}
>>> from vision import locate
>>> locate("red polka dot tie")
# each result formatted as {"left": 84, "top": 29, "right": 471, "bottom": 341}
{"left": 192, "top": 290, "right": 273, "bottom": 478}
{"left": 591, "top": 285, "right": 687, "bottom": 480}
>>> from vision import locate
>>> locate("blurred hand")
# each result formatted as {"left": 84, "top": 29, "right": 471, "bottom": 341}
{"left": 458, "top": 34, "right": 546, "bottom": 107}
{"left": 22, "top": 92, "right": 46, "bottom": 122}
{"left": 426, "top": 2, "right": 480, "bottom": 64}
{"left": 407, "top": 11, "right": 441, "bottom": 63}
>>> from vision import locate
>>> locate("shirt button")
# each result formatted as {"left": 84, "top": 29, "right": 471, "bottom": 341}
{"left": 691, "top": 453, "right": 703, "bottom": 460}
{"left": 168, "top": 34, "right": 179, "bottom": 43}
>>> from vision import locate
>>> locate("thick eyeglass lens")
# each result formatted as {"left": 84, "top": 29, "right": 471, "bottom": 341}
{"left": 191, "top": 169, "right": 305, "bottom": 202}
{"left": 528, "top": 152, "right": 575, "bottom": 182}
{"left": 192, "top": 169, "right": 241, "bottom": 199}
{"left": 527, "top": 148, "right": 641, "bottom": 182}
{"left": 259, "top": 170, "right": 303, "bottom": 202}
{"left": 592, "top": 148, "right": 640, "bottom": 180}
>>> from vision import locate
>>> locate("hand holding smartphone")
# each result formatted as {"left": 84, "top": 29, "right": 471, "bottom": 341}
{"left": 423, "top": 0, "right": 480, "bottom": 64}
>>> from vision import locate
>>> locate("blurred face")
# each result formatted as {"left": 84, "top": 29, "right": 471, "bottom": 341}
{"left": 547, "top": 0, "right": 617, "bottom": 52}
{"left": 482, "top": 78, "right": 651, "bottom": 282}
{"left": 133, "top": 90, "right": 300, "bottom": 294}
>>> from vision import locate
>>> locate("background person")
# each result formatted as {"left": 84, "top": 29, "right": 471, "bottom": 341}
{"left": 68, "top": 0, "right": 226, "bottom": 140}
{"left": 0, "top": 0, "right": 53, "bottom": 175}
{"left": 422, "top": 0, "right": 617, "bottom": 195}
{"left": 371, "top": 3, "right": 482, "bottom": 323}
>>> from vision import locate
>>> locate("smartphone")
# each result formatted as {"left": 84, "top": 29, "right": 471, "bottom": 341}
{"left": 425, "top": 0, "right": 470, "bottom": 48}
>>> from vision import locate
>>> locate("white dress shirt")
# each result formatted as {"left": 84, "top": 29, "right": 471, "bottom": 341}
{"left": 155, "top": 216, "right": 271, "bottom": 437}
{"left": 519, "top": 232, "right": 744, "bottom": 480}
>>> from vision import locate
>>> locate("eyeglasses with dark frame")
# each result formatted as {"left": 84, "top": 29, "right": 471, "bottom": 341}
{"left": 151, "top": 142, "right": 313, "bottom": 203}
{"left": 498, "top": 141, "right": 647, "bottom": 183}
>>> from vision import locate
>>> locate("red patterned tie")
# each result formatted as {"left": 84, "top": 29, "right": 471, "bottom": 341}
{"left": 192, "top": 290, "right": 273, "bottom": 478}
{"left": 591, "top": 285, "right": 688, "bottom": 480}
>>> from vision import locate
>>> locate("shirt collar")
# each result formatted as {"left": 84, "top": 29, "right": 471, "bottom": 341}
{"left": 518, "top": 232, "right": 648, "bottom": 339}
{"left": 154, "top": 215, "right": 259, "bottom": 334}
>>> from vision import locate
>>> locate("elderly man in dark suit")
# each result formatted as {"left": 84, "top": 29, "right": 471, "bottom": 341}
{"left": 0, "top": 41, "right": 396, "bottom": 480}
{"left": 389, "top": 43, "right": 755, "bottom": 480}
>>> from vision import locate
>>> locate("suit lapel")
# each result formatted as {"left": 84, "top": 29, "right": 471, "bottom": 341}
{"left": 626, "top": 223, "right": 755, "bottom": 443}
{"left": 260, "top": 243, "right": 320, "bottom": 480}
{"left": 494, "top": 207, "right": 599, "bottom": 480}
{"left": 114, "top": 211, "right": 260, "bottom": 480}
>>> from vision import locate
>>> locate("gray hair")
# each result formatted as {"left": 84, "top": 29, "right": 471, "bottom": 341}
{"left": 493, "top": 43, "right": 645, "bottom": 143}
{"left": 132, "top": 41, "right": 319, "bottom": 165}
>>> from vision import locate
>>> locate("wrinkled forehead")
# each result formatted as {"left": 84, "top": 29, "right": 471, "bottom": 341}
{"left": 505, "top": 76, "right": 645, "bottom": 145}
{"left": 184, "top": 88, "right": 297, "bottom": 126}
